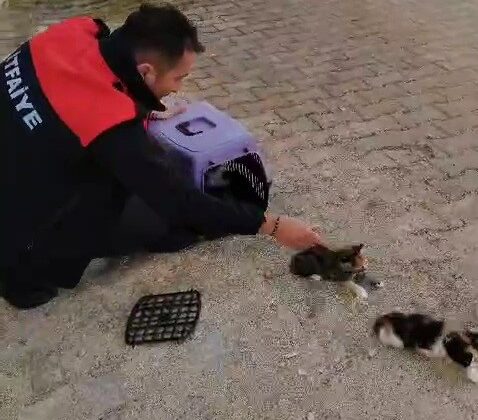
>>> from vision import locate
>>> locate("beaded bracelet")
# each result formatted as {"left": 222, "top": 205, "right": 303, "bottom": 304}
{"left": 271, "top": 216, "right": 280, "bottom": 236}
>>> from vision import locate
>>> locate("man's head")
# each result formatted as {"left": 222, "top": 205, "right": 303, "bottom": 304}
{"left": 121, "top": 3, "right": 204, "bottom": 100}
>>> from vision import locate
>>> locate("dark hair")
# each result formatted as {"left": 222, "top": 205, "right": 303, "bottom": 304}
{"left": 122, "top": 3, "right": 204, "bottom": 66}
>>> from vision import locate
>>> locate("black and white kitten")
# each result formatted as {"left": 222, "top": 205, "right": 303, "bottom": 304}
{"left": 373, "top": 312, "right": 478, "bottom": 383}
{"left": 289, "top": 243, "right": 377, "bottom": 300}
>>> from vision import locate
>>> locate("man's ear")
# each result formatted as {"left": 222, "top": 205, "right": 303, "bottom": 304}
{"left": 136, "top": 62, "right": 155, "bottom": 81}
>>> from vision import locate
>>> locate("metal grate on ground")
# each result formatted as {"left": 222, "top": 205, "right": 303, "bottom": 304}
{"left": 125, "top": 290, "right": 201, "bottom": 346}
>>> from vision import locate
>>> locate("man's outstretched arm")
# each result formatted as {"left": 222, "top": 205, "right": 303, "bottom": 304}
{"left": 89, "top": 119, "right": 267, "bottom": 238}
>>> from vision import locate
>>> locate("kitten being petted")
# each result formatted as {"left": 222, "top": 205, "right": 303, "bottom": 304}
{"left": 374, "top": 312, "right": 478, "bottom": 383}
{"left": 289, "top": 243, "right": 380, "bottom": 300}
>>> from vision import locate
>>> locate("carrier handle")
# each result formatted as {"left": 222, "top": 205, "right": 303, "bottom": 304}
{"left": 176, "top": 117, "right": 216, "bottom": 136}
{"left": 176, "top": 121, "right": 203, "bottom": 136}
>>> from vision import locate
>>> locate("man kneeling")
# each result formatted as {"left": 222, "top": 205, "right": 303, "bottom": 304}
{"left": 0, "top": 3, "right": 321, "bottom": 309}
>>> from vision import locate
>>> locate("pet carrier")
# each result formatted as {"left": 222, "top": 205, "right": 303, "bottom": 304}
{"left": 146, "top": 101, "right": 271, "bottom": 210}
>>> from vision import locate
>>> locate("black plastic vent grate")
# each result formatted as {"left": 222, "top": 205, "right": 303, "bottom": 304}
{"left": 125, "top": 290, "right": 201, "bottom": 346}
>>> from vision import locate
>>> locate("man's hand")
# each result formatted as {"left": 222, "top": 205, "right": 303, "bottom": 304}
{"left": 149, "top": 103, "right": 187, "bottom": 120}
{"left": 259, "top": 214, "right": 322, "bottom": 250}
{"left": 149, "top": 96, "right": 190, "bottom": 120}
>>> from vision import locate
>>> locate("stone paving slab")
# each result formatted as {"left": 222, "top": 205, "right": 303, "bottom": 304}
{"left": 2, "top": 0, "right": 478, "bottom": 419}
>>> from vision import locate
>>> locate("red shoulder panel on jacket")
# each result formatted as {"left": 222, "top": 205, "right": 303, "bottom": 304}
{"left": 30, "top": 17, "right": 137, "bottom": 146}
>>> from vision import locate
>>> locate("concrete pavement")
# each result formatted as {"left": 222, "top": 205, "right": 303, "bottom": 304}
{"left": 2, "top": 0, "right": 478, "bottom": 418}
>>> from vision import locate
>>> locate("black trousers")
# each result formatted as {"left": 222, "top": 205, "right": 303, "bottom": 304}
{"left": 0, "top": 177, "right": 200, "bottom": 309}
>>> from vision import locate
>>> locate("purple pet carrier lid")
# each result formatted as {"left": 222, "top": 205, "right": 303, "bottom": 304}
{"left": 147, "top": 101, "right": 250, "bottom": 153}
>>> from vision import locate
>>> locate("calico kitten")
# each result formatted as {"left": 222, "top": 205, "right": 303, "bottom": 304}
{"left": 374, "top": 312, "right": 478, "bottom": 383}
{"left": 289, "top": 243, "right": 371, "bottom": 299}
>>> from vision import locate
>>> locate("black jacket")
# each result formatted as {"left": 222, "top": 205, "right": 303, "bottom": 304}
{"left": 0, "top": 17, "right": 265, "bottom": 267}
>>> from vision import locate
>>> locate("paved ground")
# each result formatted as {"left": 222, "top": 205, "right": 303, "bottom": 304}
{"left": 2, "top": 0, "right": 478, "bottom": 418}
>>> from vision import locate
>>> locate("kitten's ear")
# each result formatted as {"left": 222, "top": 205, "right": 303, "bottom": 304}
{"left": 352, "top": 243, "right": 364, "bottom": 254}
